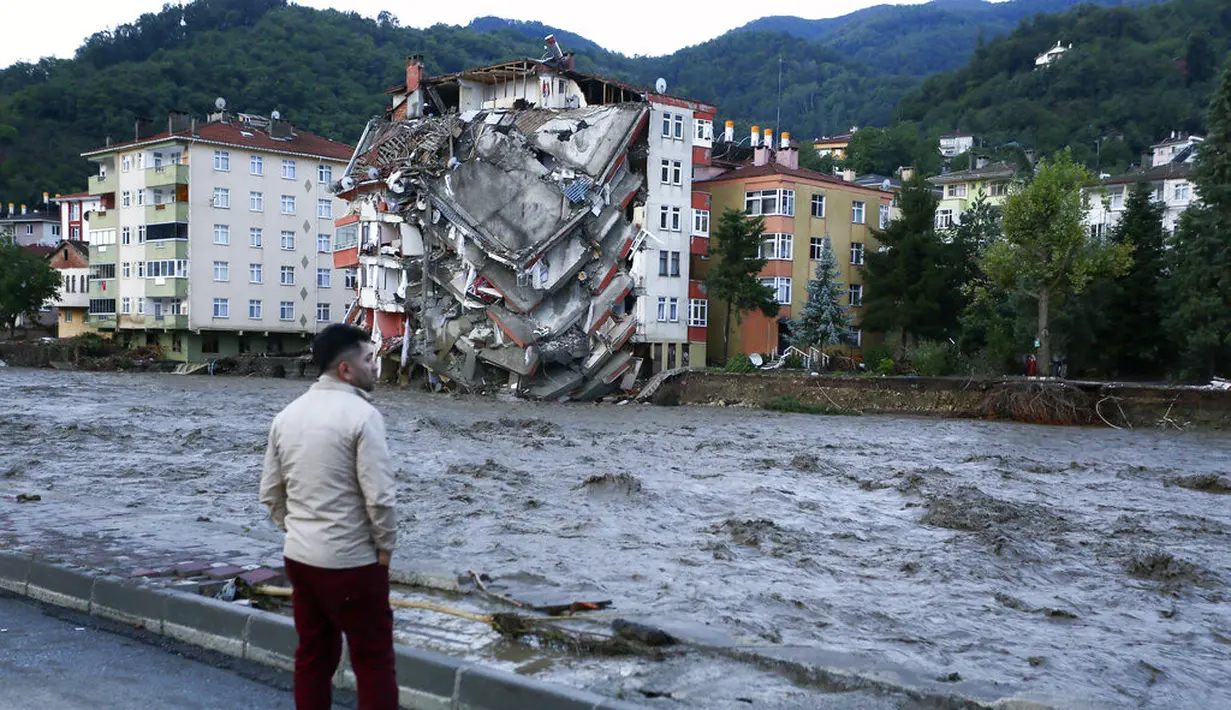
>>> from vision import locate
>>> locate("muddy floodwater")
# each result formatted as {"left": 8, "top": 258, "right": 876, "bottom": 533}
{"left": 2, "top": 369, "right": 1229, "bottom": 708}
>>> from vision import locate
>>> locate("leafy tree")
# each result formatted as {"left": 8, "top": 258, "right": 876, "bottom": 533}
{"left": 983, "top": 150, "right": 1132, "bottom": 370}
{"left": 844, "top": 124, "right": 941, "bottom": 177}
{"left": 1168, "top": 55, "right": 1231, "bottom": 378}
{"left": 951, "top": 191, "right": 1002, "bottom": 254}
{"left": 1185, "top": 31, "right": 1217, "bottom": 86}
{"left": 861, "top": 175, "right": 968, "bottom": 344}
{"left": 0, "top": 235, "right": 62, "bottom": 337}
{"left": 798, "top": 144, "right": 834, "bottom": 174}
{"left": 705, "top": 208, "right": 779, "bottom": 363}
{"left": 789, "top": 237, "right": 851, "bottom": 349}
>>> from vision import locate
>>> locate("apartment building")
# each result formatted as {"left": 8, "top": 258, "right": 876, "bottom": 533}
{"left": 81, "top": 109, "right": 353, "bottom": 360}
{"left": 44, "top": 240, "right": 91, "bottom": 338}
{"left": 57, "top": 192, "right": 102, "bottom": 242}
{"left": 926, "top": 160, "right": 1016, "bottom": 229}
{"left": 1085, "top": 134, "right": 1202, "bottom": 237}
{"left": 696, "top": 128, "right": 893, "bottom": 360}
{"left": 0, "top": 205, "right": 61, "bottom": 247}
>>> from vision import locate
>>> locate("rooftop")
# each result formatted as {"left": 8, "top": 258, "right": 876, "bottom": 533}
{"left": 697, "top": 161, "right": 894, "bottom": 196}
{"left": 81, "top": 116, "right": 353, "bottom": 162}
{"left": 1102, "top": 161, "right": 1194, "bottom": 186}
{"left": 927, "top": 162, "right": 1017, "bottom": 185}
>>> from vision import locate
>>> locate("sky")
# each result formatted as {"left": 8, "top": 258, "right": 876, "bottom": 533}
{"left": 0, "top": 0, "right": 974, "bottom": 69}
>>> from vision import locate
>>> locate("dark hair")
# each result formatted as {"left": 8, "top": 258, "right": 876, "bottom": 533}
{"left": 312, "top": 324, "right": 370, "bottom": 375}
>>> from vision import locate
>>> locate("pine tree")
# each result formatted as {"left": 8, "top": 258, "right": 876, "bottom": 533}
{"left": 1168, "top": 54, "right": 1231, "bottom": 378}
{"left": 790, "top": 237, "right": 852, "bottom": 349}
{"left": 705, "top": 208, "right": 780, "bottom": 363}
{"left": 1101, "top": 182, "right": 1169, "bottom": 377}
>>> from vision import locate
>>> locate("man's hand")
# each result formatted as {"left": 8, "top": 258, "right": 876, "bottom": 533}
{"left": 377, "top": 550, "right": 392, "bottom": 567}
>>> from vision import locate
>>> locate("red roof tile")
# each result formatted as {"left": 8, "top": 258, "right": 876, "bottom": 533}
{"left": 697, "top": 162, "right": 892, "bottom": 197}
{"left": 57, "top": 192, "right": 92, "bottom": 199}
{"left": 83, "top": 120, "right": 353, "bottom": 162}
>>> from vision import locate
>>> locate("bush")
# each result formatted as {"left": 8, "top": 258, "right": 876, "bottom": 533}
{"left": 862, "top": 342, "right": 895, "bottom": 369}
{"left": 875, "top": 357, "right": 896, "bottom": 376}
{"left": 782, "top": 353, "right": 804, "bottom": 369}
{"left": 906, "top": 340, "right": 955, "bottom": 377}
{"left": 724, "top": 353, "right": 756, "bottom": 373}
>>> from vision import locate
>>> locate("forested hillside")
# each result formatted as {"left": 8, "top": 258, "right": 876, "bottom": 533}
{"left": 896, "top": 0, "right": 1231, "bottom": 171}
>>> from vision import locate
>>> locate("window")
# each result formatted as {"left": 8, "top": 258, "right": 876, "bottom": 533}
{"left": 121, "top": 157, "right": 131, "bottom": 172}
{"left": 52, "top": 224, "right": 61, "bottom": 237}
{"left": 670, "top": 207, "right": 682, "bottom": 231}
{"left": 660, "top": 159, "right": 671, "bottom": 184}
{"left": 317, "top": 233, "right": 331, "bottom": 253}
{"left": 694, "top": 119, "right": 713, "bottom": 142}
{"left": 89, "top": 298, "right": 116, "bottom": 315}
{"left": 213, "top": 224, "right": 230, "bottom": 245}
{"left": 760, "top": 277, "right": 792, "bottom": 305}
{"left": 121, "top": 297, "right": 131, "bottom": 314}
{"left": 316, "top": 303, "right": 331, "bottom": 322}
{"left": 136, "top": 153, "right": 145, "bottom": 170}
{"left": 137, "top": 262, "right": 144, "bottom": 278}
{"left": 89, "top": 263, "right": 116, "bottom": 280}
{"left": 212, "top": 261, "right": 229, "bottom": 282}
{"left": 250, "top": 191, "right": 264, "bottom": 212}
{"left": 659, "top": 250, "right": 669, "bottom": 276}
{"left": 213, "top": 298, "right": 229, "bottom": 318}
{"left": 281, "top": 160, "right": 297, "bottom": 180}
{"left": 122, "top": 227, "right": 131, "bottom": 245}
{"left": 64, "top": 310, "right": 72, "bottom": 323}
{"left": 852, "top": 201, "right": 866, "bottom": 224}
{"left": 1174, "top": 182, "right": 1191, "bottom": 202}
{"left": 318, "top": 165, "right": 332, "bottom": 184}
{"left": 688, "top": 298, "right": 708, "bottom": 326}
{"left": 250, "top": 227, "right": 263, "bottom": 248}
{"left": 658, "top": 206, "right": 669, "bottom": 231}
{"left": 317, "top": 268, "right": 331, "bottom": 288}
{"left": 1110, "top": 191, "right": 1124, "bottom": 210}
{"left": 811, "top": 194, "right": 826, "bottom": 218}
{"left": 670, "top": 251, "right": 681, "bottom": 277}
{"left": 665, "top": 161, "right": 682, "bottom": 185}
{"left": 122, "top": 263, "right": 131, "bottom": 279}
{"left": 281, "top": 195, "right": 295, "bottom": 215}
{"left": 656, "top": 296, "right": 667, "bottom": 322}
{"left": 280, "top": 301, "right": 294, "bottom": 321}
{"left": 317, "top": 199, "right": 332, "bottom": 219}
{"left": 1089, "top": 223, "right": 1106, "bottom": 239}
{"left": 70, "top": 226, "right": 80, "bottom": 239}
{"left": 990, "top": 181, "right": 1009, "bottom": 197}
{"left": 249, "top": 299, "right": 262, "bottom": 320}
{"left": 810, "top": 236, "right": 829, "bottom": 261}
{"left": 673, "top": 115, "right": 684, "bottom": 140}
{"left": 250, "top": 263, "right": 263, "bottom": 283}
{"left": 879, "top": 204, "right": 890, "bottom": 230}
{"left": 137, "top": 226, "right": 146, "bottom": 243}
{"left": 136, "top": 190, "right": 145, "bottom": 206}
{"left": 850, "top": 242, "right": 865, "bottom": 266}
{"left": 693, "top": 209, "right": 710, "bottom": 236}
{"left": 668, "top": 297, "right": 680, "bottom": 322}
{"left": 214, "top": 150, "right": 230, "bottom": 171}
{"left": 137, "top": 297, "right": 145, "bottom": 315}
{"left": 280, "top": 231, "right": 295, "bottom": 250}
{"left": 145, "top": 260, "right": 187, "bottom": 278}
{"left": 760, "top": 233, "right": 793, "bottom": 261}
{"left": 936, "top": 209, "right": 955, "bottom": 230}
{"left": 250, "top": 155, "right": 263, "bottom": 175}
{"left": 745, "top": 189, "right": 795, "bottom": 216}
{"left": 213, "top": 187, "right": 230, "bottom": 208}
{"left": 344, "top": 269, "right": 358, "bottom": 289}
{"left": 849, "top": 283, "right": 863, "bottom": 306}
{"left": 847, "top": 327, "right": 862, "bottom": 347}
{"left": 280, "top": 266, "right": 295, "bottom": 285}
{"left": 946, "top": 183, "right": 968, "bottom": 199}
{"left": 122, "top": 191, "right": 131, "bottom": 208}
{"left": 661, "top": 113, "right": 672, "bottom": 138}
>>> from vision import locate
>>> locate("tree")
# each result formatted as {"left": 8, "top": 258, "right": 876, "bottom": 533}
{"left": 983, "top": 150, "right": 1132, "bottom": 371}
{"left": 705, "top": 208, "right": 779, "bottom": 363}
{"left": 1168, "top": 54, "right": 1231, "bottom": 378}
{"left": 0, "top": 235, "right": 62, "bottom": 337}
{"left": 1098, "top": 182, "right": 1169, "bottom": 377}
{"left": 1185, "top": 31, "right": 1216, "bottom": 86}
{"left": 844, "top": 124, "right": 941, "bottom": 177}
{"left": 798, "top": 144, "right": 835, "bottom": 175}
{"left": 790, "top": 237, "right": 851, "bottom": 349}
{"left": 861, "top": 175, "right": 969, "bottom": 345}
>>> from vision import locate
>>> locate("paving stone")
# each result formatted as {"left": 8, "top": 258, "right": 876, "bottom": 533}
{"left": 238, "top": 568, "right": 284, "bottom": 587}
{"left": 205, "top": 565, "right": 246, "bottom": 580}
{"left": 173, "top": 561, "right": 210, "bottom": 577}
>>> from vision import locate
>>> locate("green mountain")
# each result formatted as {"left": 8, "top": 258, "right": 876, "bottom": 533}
{"left": 897, "top": 0, "right": 1231, "bottom": 171}
{"left": 738, "top": 0, "right": 1156, "bottom": 76}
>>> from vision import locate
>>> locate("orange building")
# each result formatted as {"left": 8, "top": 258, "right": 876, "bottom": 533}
{"left": 696, "top": 129, "right": 893, "bottom": 362}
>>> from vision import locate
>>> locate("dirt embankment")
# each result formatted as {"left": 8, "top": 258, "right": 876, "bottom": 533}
{"left": 645, "top": 371, "right": 1231, "bottom": 430}
{"left": 0, "top": 341, "right": 309, "bottom": 378}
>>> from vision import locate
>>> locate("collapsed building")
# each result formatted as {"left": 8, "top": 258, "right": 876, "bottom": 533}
{"left": 332, "top": 40, "right": 718, "bottom": 400}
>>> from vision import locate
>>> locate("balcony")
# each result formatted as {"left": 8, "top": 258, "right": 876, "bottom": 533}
{"left": 145, "top": 164, "right": 189, "bottom": 188}
{"left": 87, "top": 279, "right": 118, "bottom": 299}
{"left": 146, "top": 202, "right": 189, "bottom": 223}
{"left": 89, "top": 244, "right": 118, "bottom": 265}
{"left": 88, "top": 315, "right": 117, "bottom": 330}
{"left": 152, "top": 314, "right": 189, "bottom": 330}
{"left": 90, "top": 210, "right": 118, "bottom": 231}
{"left": 89, "top": 173, "right": 116, "bottom": 196}
{"left": 144, "top": 239, "right": 189, "bottom": 261}
{"left": 145, "top": 278, "right": 189, "bottom": 299}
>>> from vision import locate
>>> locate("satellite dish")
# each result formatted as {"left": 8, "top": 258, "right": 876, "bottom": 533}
{"left": 271, "top": 110, "right": 281, "bottom": 120}
{"left": 655, "top": 78, "right": 667, "bottom": 94}
{"left": 214, "top": 97, "right": 226, "bottom": 110}
{"left": 749, "top": 353, "right": 764, "bottom": 367}
{"left": 882, "top": 178, "right": 892, "bottom": 191}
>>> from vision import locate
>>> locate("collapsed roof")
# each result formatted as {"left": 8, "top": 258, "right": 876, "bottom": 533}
{"left": 343, "top": 103, "right": 651, "bottom": 400}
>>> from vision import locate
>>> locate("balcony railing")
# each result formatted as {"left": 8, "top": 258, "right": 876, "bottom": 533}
{"left": 144, "top": 239, "right": 189, "bottom": 261}
{"left": 145, "top": 278, "right": 189, "bottom": 299}
{"left": 88, "top": 173, "right": 116, "bottom": 195}
{"left": 146, "top": 202, "right": 189, "bottom": 223}
{"left": 145, "top": 164, "right": 189, "bottom": 188}
{"left": 89, "top": 210, "right": 118, "bottom": 231}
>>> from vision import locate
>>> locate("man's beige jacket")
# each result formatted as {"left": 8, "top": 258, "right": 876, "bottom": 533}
{"left": 261, "top": 375, "right": 397, "bottom": 569}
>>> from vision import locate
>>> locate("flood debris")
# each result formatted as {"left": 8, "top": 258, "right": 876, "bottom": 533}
{"left": 1125, "top": 548, "right": 1206, "bottom": 589}
{"left": 920, "top": 485, "right": 1068, "bottom": 548}
{"left": 979, "top": 382, "right": 1094, "bottom": 425}
{"left": 1165, "top": 473, "right": 1231, "bottom": 494}
{"left": 334, "top": 67, "right": 658, "bottom": 400}
{"left": 576, "top": 472, "right": 643, "bottom": 496}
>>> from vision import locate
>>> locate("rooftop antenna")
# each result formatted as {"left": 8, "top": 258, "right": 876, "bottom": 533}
{"left": 776, "top": 55, "right": 783, "bottom": 137}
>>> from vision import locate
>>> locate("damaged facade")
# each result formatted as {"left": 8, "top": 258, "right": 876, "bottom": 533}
{"left": 332, "top": 45, "right": 716, "bottom": 400}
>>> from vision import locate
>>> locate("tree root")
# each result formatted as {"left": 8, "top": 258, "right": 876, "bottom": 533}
{"left": 979, "top": 382, "right": 1094, "bottom": 425}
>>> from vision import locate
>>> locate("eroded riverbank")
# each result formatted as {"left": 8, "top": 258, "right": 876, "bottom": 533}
{"left": 2, "top": 368, "right": 1228, "bottom": 708}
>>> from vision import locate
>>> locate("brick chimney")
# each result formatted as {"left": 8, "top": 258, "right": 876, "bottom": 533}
{"left": 900, "top": 166, "right": 915, "bottom": 182}
{"left": 406, "top": 55, "right": 425, "bottom": 93}
{"left": 843, "top": 169, "right": 856, "bottom": 182}
{"left": 775, "top": 131, "right": 799, "bottom": 170}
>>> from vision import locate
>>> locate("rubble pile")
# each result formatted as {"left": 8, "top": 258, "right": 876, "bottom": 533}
{"left": 341, "top": 103, "right": 652, "bottom": 400}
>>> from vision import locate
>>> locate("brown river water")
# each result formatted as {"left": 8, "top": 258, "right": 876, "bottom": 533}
{"left": 1, "top": 368, "right": 1229, "bottom": 709}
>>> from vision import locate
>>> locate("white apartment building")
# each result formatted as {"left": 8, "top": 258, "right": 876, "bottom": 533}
{"left": 1085, "top": 134, "right": 1202, "bottom": 238}
{"left": 939, "top": 132, "right": 975, "bottom": 158}
{"left": 81, "top": 110, "right": 353, "bottom": 361}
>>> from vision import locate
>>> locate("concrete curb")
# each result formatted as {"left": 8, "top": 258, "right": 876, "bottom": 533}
{"left": 0, "top": 551, "right": 644, "bottom": 710}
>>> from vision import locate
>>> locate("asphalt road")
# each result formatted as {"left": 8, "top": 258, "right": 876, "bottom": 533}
{"left": 0, "top": 591, "right": 355, "bottom": 709}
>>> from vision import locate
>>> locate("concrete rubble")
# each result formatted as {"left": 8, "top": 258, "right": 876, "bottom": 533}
{"left": 338, "top": 103, "right": 652, "bottom": 400}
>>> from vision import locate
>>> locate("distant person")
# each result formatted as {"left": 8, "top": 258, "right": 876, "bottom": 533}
{"left": 260, "top": 324, "right": 398, "bottom": 710}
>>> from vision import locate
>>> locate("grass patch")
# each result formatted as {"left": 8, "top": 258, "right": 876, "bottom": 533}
{"left": 763, "top": 395, "right": 860, "bottom": 416}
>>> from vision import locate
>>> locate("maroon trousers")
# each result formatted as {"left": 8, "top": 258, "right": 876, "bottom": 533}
{"left": 284, "top": 557, "right": 398, "bottom": 710}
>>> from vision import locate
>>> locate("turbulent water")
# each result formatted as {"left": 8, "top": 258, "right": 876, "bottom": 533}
{"left": 2, "top": 368, "right": 1229, "bottom": 708}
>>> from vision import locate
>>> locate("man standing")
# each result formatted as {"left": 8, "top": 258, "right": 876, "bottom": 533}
{"left": 261, "top": 324, "right": 398, "bottom": 709}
